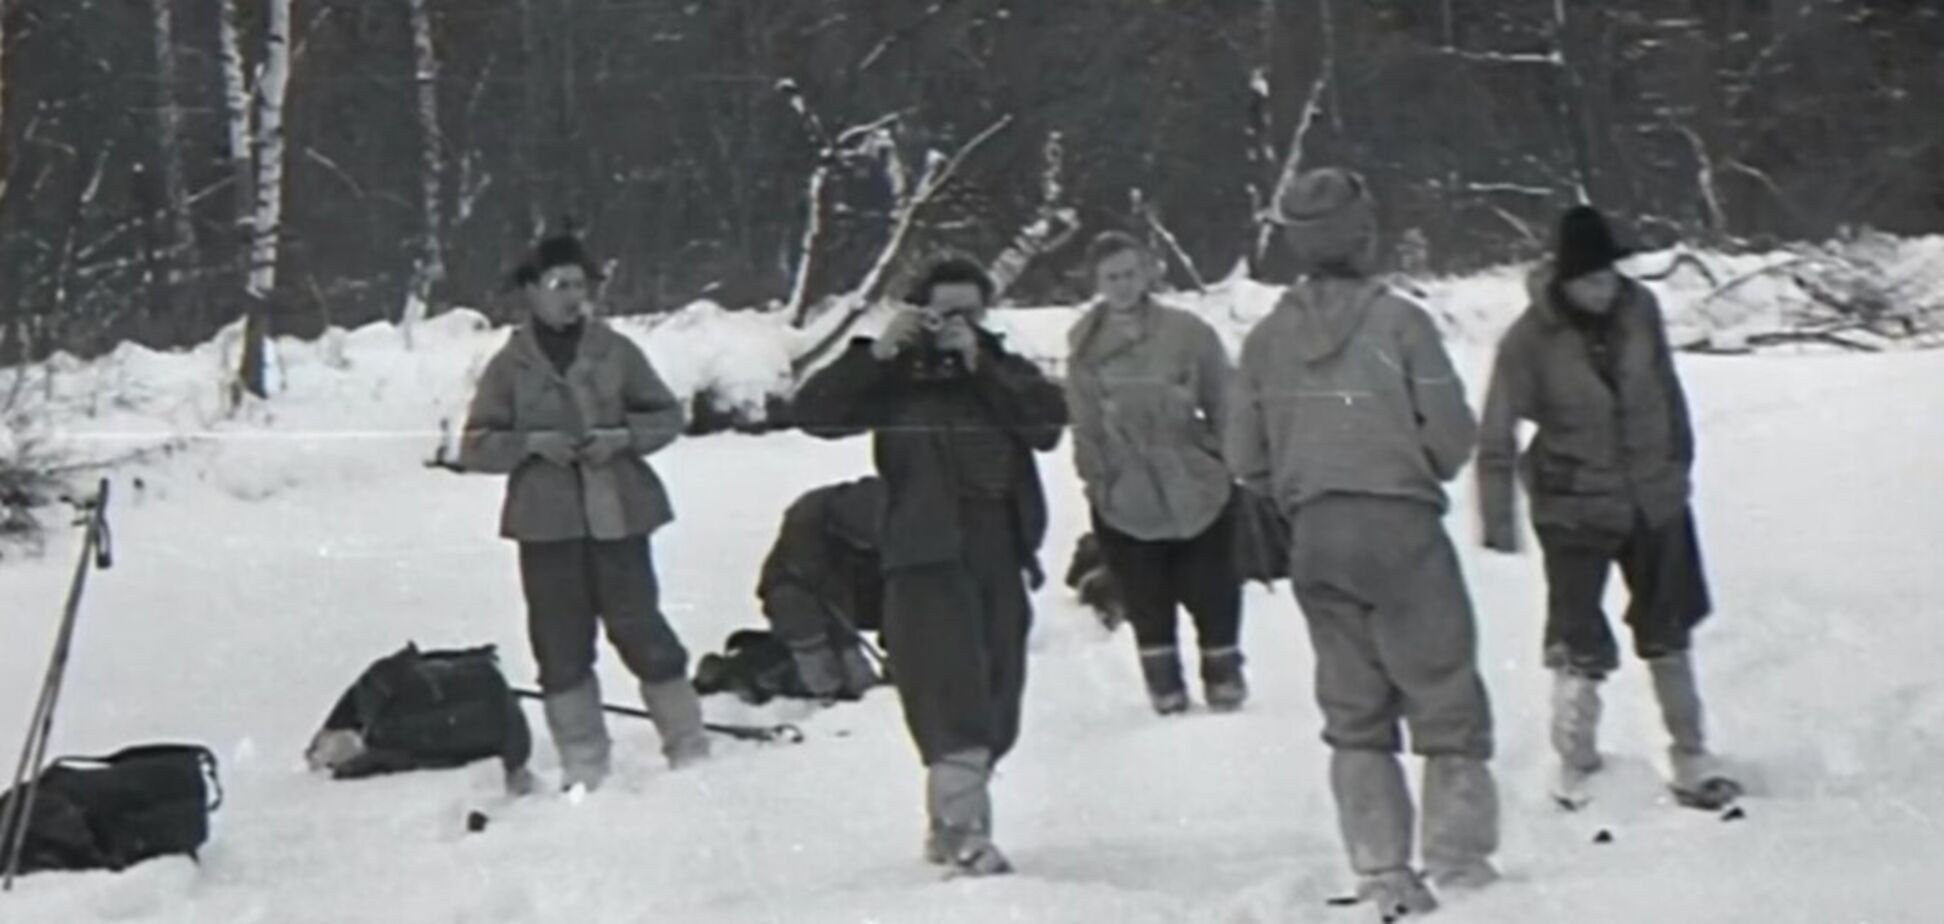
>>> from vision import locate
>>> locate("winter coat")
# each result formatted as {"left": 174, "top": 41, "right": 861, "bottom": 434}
{"left": 1065, "top": 298, "right": 1235, "bottom": 541}
{"left": 458, "top": 319, "right": 684, "bottom": 542}
{"left": 1226, "top": 278, "right": 1478, "bottom": 515}
{"left": 1477, "top": 266, "right": 1694, "bottom": 538}
{"left": 757, "top": 477, "right": 887, "bottom": 633}
{"left": 790, "top": 329, "right": 1067, "bottom": 582}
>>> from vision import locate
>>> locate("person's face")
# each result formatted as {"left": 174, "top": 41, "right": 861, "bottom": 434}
{"left": 1093, "top": 248, "right": 1152, "bottom": 313}
{"left": 925, "top": 282, "right": 987, "bottom": 328}
{"left": 527, "top": 265, "right": 589, "bottom": 328}
{"left": 1561, "top": 268, "right": 1621, "bottom": 314}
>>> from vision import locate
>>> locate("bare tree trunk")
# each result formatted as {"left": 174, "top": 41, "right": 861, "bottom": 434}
{"left": 402, "top": 0, "right": 445, "bottom": 349}
{"left": 517, "top": 0, "right": 544, "bottom": 236}
{"left": 219, "top": 0, "right": 253, "bottom": 254}
{"left": 1551, "top": 0, "right": 1594, "bottom": 203}
{"left": 239, "top": 0, "right": 293, "bottom": 402}
{"left": 987, "top": 131, "right": 1077, "bottom": 300}
{"left": 149, "top": 0, "right": 200, "bottom": 343}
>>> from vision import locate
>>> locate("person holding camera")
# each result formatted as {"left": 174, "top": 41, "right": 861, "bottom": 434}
{"left": 1065, "top": 231, "right": 1247, "bottom": 716}
{"left": 792, "top": 258, "right": 1067, "bottom": 877}
{"left": 458, "top": 233, "right": 711, "bottom": 793}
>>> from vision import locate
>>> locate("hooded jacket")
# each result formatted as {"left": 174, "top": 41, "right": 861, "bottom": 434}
{"left": 1477, "top": 264, "right": 1694, "bottom": 538}
{"left": 1226, "top": 278, "right": 1478, "bottom": 515}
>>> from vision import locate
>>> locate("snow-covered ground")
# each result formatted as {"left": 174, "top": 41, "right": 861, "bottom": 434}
{"left": 3, "top": 249, "right": 1943, "bottom": 923}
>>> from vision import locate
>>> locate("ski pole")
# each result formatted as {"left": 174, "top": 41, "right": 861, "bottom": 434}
{"left": 507, "top": 687, "right": 802, "bottom": 743}
{"left": 3, "top": 479, "right": 112, "bottom": 891}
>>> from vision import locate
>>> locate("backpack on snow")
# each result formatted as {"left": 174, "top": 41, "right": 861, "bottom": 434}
{"left": 0, "top": 743, "right": 221, "bottom": 875}
{"left": 306, "top": 643, "right": 531, "bottom": 780}
{"left": 692, "top": 630, "right": 814, "bottom": 705}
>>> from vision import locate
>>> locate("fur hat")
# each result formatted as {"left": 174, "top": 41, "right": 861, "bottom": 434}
{"left": 1271, "top": 166, "right": 1380, "bottom": 276}
{"left": 1553, "top": 205, "right": 1631, "bottom": 281}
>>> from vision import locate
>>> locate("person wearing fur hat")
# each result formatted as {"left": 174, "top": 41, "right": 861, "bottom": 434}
{"left": 1228, "top": 166, "right": 1499, "bottom": 917}
{"left": 792, "top": 257, "right": 1067, "bottom": 877}
{"left": 457, "top": 232, "right": 711, "bottom": 793}
{"left": 1477, "top": 205, "right": 1741, "bottom": 813}
{"left": 1065, "top": 231, "right": 1248, "bottom": 716}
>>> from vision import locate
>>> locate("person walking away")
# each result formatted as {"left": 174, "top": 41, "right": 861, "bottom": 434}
{"left": 1065, "top": 231, "right": 1248, "bottom": 714}
{"left": 1227, "top": 167, "right": 1500, "bottom": 918}
{"left": 458, "top": 232, "right": 710, "bottom": 793}
{"left": 792, "top": 258, "right": 1066, "bottom": 877}
{"left": 1476, "top": 204, "right": 1742, "bottom": 811}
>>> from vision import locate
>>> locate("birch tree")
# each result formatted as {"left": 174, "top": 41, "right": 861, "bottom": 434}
{"left": 401, "top": 0, "right": 445, "bottom": 349}
{"left": 236, "top": 0, "right": 294, "bottom": 402}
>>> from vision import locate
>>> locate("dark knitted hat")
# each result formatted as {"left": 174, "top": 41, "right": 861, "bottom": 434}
{"left": 509, "top": 232, "right": 604, "bottom": 289}
{"left": 1553, "top": 206, "right": 1631, "bottom": 281}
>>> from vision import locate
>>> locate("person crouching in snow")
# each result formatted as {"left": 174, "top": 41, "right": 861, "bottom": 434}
{"left": 791, "top": 258, "right": 1067, "bottom": 877}
{"left": 458, "top": 232, "right": 710, "bottom": 793}
{"left": 1065, "top": 231, "right": 1248, "bottom": 715}
{"left": 1227, "top": 167, "right": 1500, "bottom": 917}
{"left": 757, "top": 475, "right": 888, "bottom": 701}
{"left": 1477, "top": 205, "right": 1742, "bottom": 811}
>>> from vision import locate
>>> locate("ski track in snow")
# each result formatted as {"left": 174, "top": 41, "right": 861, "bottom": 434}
{"left": 3, "top": 317, "right": 1944, "bottom": 922}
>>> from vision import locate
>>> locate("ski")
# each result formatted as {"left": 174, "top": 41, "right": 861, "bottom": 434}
{"left": 508, "top": 688, "right": 804, "bottom": 744}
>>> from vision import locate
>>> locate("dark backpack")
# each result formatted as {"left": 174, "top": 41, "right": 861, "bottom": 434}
{"left": 693, "top": 630, "right": 814, "bottom": 705}
{"left": 0, "top": 743, "right": 221, "bottom": 875}
{"left": 313, "top": 643, "right": 531, "bottom": 779}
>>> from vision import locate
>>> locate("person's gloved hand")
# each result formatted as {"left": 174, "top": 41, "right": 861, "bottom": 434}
{"left": 579, "top": 427, "right": 633, "bottom": 465}
{"left": 870, "top": 309, "right": 928, "bottom": 361}
{"left": 933, "top": 315, "right": 981, "bottom": 371}
{"left": 525, "top": 430, "right": 579, "bottom": 466}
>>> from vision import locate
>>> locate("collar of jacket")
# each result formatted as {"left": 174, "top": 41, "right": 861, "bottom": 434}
{"left": 509, "top": 317, "right": 624, "bottom": 378}
{"left": 1531, "top": 277, "right": 1643, "bottom": 332}
{"left": 1069, "top": 296, "right": 1158, "bottom": 366}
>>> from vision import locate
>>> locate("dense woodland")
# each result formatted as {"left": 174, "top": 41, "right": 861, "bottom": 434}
{"left": 1, "top": 0, "right": 1940, "bottom": 386}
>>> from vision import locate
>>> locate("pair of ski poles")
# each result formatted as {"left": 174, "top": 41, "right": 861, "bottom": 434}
{"left": 1, "top": 479, "right": 114, "bottom": 892}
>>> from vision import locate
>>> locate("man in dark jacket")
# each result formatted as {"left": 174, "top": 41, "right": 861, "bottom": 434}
{"left": 1478, "top": 205, "right": 1740, "bottom": 811}
{"left": 1228, "top": 167, "right": 1498, "bottom": 917}
{"left": 758, "top": 476, "right": 887, "bottom": 700}
{"left": 792, "top": 258, "right": 1067, "bottom": 877}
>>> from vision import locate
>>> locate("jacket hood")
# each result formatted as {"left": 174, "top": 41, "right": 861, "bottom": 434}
{"left": 1279, "top": 278, "right": 1386, "bottom": 363}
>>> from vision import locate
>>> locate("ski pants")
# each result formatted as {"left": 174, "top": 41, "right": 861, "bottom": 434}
{"left": 881, "top": 501, "right": 1033, "bottom": 767}
{"left": 1288, "top": 495, "right": 1494, "bottom": 760}
{"left": 518, "top": 536, "right": 691, "bottom": 692}
{"left": 1090, "top": 494, "right": 1243, "bottom": 652}
{"left": 1537, "top": 505, "right": 1713, "bottom": 678}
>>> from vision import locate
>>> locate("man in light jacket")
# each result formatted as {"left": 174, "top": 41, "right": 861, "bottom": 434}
{"left": 1227, "top": 167, "right": 1499, "bottom": 917}
{"left": 459, "top": 233, "right": 710, "bottom": 792}
{"left": 1066, "top": 231, "right": 1247, "bottom": 714}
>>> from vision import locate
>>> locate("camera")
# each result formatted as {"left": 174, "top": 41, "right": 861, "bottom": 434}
{"left": 906, "top": 308, "right": 971, "bottom": 379}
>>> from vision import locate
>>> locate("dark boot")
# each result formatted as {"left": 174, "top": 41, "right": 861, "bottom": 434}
{"left": 1138, "top": 645, "right": 1190, "bottom": 715}
{"left": 924, "top": 748, "right": 1012, "bottom": 875}
{"left": 1200, "top": 646, "right": 1249, "bottom": 712}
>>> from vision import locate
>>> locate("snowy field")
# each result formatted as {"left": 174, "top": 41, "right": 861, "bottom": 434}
{"left": 3, "top": 248, "right": 1943, "bottom": 923}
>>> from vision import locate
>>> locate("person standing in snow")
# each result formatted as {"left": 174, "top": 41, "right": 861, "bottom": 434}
{"left": 1477, "top": 205, "right": 1741, "bottom": 811}
{"left": 792, "top": 258, "right": 1066, "bottom": 876}
{"left": 1064, "top": 231, "right": 1248, "bottom": 715}
{"left": 458, "top": 232, "right": 710, "bottom": 793}
{"left": 757, "top": 475, "right": 887, "bottom": 701}
{"left": 1227, "top": 167, "right": 1499, "bottom": 917}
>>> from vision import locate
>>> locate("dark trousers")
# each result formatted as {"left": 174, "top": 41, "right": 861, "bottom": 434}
{"left": 1537, "top": 506, "right": 1713, "bottom": 677}
{"left": 1289, "top": 496, "right": 1494, "bottom": 759}
{"left": 1090, "top": 497, "right": 1243, "bottom": 651}
{"left": 518, "top": 536, "right": 690, "bottom": 691}
{"left": 881, "top": 501, "right": 1032, "bottom": 766}
{"left": 763, "top": 581, "right": 869, "bottom": 647}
